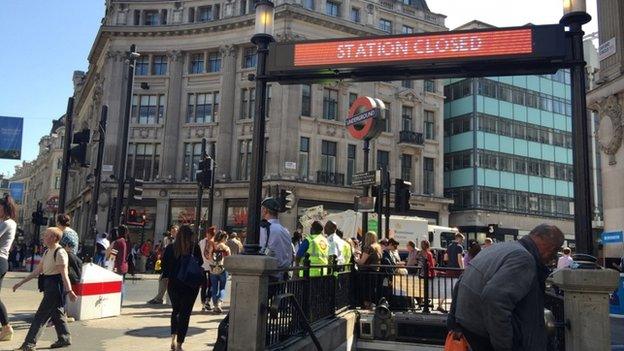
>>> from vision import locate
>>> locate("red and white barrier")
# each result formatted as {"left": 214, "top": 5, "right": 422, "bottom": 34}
{"left": 66, "top": 263, "right": 122, "bottom": 320}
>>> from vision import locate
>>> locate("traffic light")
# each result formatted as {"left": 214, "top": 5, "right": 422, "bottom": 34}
{"left": 128, "top": 208, "right": 138, "bottom": 223}
{"left": 197, "top": 156, "right": 213, "bottom": 188}
{"left": 395, "top": 179, "right": 412, "bottom": 213}
{"left": 128, "top": 178, "right": 144, "bottom": 202}
{"left": 69, "top": 129, "right": 91, "bottom": 167}
{"left": 371, "top": 186, "right": 382, "bottom": 213}
{"left": 278, "top": 189, "right": 294, "bottom": 212}
{"left": 31, "top": 208, "right": 47, "bottom": 226}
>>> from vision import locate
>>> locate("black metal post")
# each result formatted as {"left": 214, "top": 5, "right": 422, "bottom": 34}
{"left": 88, "top": 105, "right": 108, "bottom": 259}
{"left": 195, "top": 138, "right": 207, "bottom": 234}
{"left": 422, "top": 257, "right": 430, "bottom": 314}
{"left": 377, "top": 168, "right": 382, "bottom": 237}
{"left": 207, "top": 158, "right": 215, "bottom": 227}
{"left": 58, "top": 97, "right": 74, "bottom": 213}
{"left": 115, "top": 44, "right": 138, "bottom": 227}
{"left": 244, "top": 33, "right": 273, "bottom": 255}
{"left": 384, "top": 170, "right": 390, "bottom": 239}
{"left": 362, "top": 139, "right": 370, "bottom": 235}
{"left": 561, "top": 11, "right": 592, "bottom": 255}
{"left": 30, "top": 201, "right": 43, "bottom": 272}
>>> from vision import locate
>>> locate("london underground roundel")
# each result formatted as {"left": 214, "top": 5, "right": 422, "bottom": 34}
{"left": 346, "top": 96, "right": 385, "bottom": 140}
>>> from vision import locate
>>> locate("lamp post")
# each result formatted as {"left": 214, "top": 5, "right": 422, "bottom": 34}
{"left": 244, "top": 0, "right": 275, "bottom": 255}
{"left": 561, "top": 0, "right": 593, "bottom": 254}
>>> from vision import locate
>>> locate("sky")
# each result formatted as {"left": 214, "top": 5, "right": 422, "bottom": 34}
{"left": 0, "top": 0, "right": 599, "bottom": 177}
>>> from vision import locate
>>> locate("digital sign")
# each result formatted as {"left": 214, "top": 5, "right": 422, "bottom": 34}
{"left": 294, "top": 29, "right": 533, "bottom": 67}
{"left": 0, "top": 116, "right": 23, "bottom": 160}
{"left": 266, "top": 25, "right": 567, "bottom": 83}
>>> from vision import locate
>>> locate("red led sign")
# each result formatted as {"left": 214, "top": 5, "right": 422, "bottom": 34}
{"left": 293, "top": 28, "right": 533, "bottom": 67}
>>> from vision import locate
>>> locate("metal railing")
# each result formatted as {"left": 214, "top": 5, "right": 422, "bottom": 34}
{"left": 399, "top": 130, "right": 425, "bottom": 145}
{"left": 316, "top": 171, "right": 345, "bottom": 186}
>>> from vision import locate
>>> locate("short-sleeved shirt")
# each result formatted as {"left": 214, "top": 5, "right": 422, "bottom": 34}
{"left": 112, "top": 238, "right": 128, "bottom": 274}
{"left": 42, "top": 244, "right": 68, "bottom": 276}
{"left": 446, "top": 242, "right": 464, "bottom": 268}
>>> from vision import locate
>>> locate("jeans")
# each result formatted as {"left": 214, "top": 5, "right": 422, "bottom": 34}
{"left": 23, "top": 275, "right": 71, "bottom": 347}
{"left": 93, "top": 252, "right": 106, "bottom": 267}
{"left": 210, "top": 271, "right": 228, "bottom": 305}
{"left": 200, "top": 271, "right": 211, "bottom": 305}
{"left": 0, "top": 258, "right": 8, "bottom": 325}
{"left": 168, "top": 281, "right": 199, "bottom": 344}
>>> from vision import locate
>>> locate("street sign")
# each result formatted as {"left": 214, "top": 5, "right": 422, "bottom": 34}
{"left": 355, "top": 196, "right": 376, "bottom": 213}
{"left": 346, "top": 96, "right": 385, "bottom": 140}
{"left": 352, "top": 170, "right": 380, "bottom": 187}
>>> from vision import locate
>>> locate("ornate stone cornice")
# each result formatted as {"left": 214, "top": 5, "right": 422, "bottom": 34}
{"left": 590, "top": 94, "right": 623, "bottom": 165}
{"left": 166, "top": 50, "right": 182, "bottom": 62}
{"left": 219, "top": 44, "right": 237, "bottom": 58}
{"left": 396, "top": 89, "right": 423, "bottom": 104}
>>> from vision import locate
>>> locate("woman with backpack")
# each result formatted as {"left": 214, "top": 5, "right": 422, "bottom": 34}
{"left": 0, "top": 195, "right": 18, "bottom": 341}
{"left": 162, "top": 225, "right": 203, "bottom": 351}
{"left": 210, "top": 231, "right": 230, "bottom": 314}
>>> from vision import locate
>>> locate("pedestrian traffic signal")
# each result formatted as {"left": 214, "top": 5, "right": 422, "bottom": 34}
{"left": 279, "top": 189, "right": 294, "bottom": 211}
{"left": 394, "top": 179, "right": 412, "bottom": 213}
{"left": 69, "top": 129, "right": 91, "bottom": 167}
{"left": 196, "top": 156, "right": 213, "bottom": 188}
{"left": 128, "top": 178, "right": 144, "bottom": 202}
{"left": 31, "top": 209, "right": 47, "bottom": 226}
{"left": 128, "top": 208, "right": 138, "bottom": 223}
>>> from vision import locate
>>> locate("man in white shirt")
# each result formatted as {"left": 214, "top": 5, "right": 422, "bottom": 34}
{"left": 557, "top": 247, "right": 573, "bottom": 269}
{"left": 259, "top": 198, "right": 293, "bottom": 281}
{"left": 324, "top": 221, "right": 347, "bottom": 265}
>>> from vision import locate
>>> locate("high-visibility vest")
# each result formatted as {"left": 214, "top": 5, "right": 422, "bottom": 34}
{"left": 300, "top": 234, "right": 329, "bottom": 277}
{"left": 341, "top": 242, "right": 352, "bottom": 271}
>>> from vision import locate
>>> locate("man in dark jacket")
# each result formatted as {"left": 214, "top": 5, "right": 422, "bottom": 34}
{"left": 451, "top": 224, "right": 564, "bottom": 351}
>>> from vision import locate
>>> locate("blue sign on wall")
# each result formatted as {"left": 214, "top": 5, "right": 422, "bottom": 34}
{"left": 0, "top": 116, "right": 23, "bottom": 160}
{"left": 9, "top": 182, "right": 24, "bottom": 204}
{"left": 602, "top": 231, "right": 624, "bottom": 244}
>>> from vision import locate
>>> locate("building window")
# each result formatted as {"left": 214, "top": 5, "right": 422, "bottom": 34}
{"left": 321, "top": 140, "right": 337, "bottom": 173}
{"left": 135, "top": 56, "right": 149, "bottom": 76}
{"left": 350, "top": 7, "right": 360, "bottom": 22}
{"left": 347, "top": 144, "right": 356, "bottom": 185}
{"left": 56, "top": 158, "right": 62, "bottom": 170}
{"left": 240, "top": 88, "right": 255, "bottom": 119}
{"left": 326, "top": 1, "right": 340, "bottom": 17}
{"left": 423, "top": 157, "right": 434, "bottom": 195}
{"left": 301, "top": 84, "right": 312, "bottom": 116}
{"left": 152, "top": 55, "right": 167, "bottom": 75}
{"left": 377, "top": 150, "right": 389, "bottom": 170}
{"left": 240, "top": 0, "right": 248, "bottom": 15}
{"left": 323, "top": 88, "right": 338, "bottom": 120}
{"left": 401, "top": 106, "right": 413, "bottom": 131}
{"left": 207, "top": 52, "right": 221, "bottom": 72}
{"left": 144, "top": 10, "right": 160, "bottom": 25}
{"left": 198, "top": 5, "right": 219, "bottom": 21}
{"left": 132, "top": 94, "right": 165, "bottom": 124}
{"left": 401, "top": 154, "right": 412, "bottom": 182}
{"left": 379, "top": 18, "right": 392, "bottom": 33}
{"left": 424, "top": 110, "right": 435, "bottom": 140}
{"left": 243, "top": 47, "right": 257, "bottom": 68}
{"left": 402, "top": 25, "right": 414, "bottom": 34}
{"left": 299, "top": 137, "right": 310, "bottom": 179}
{"left": 402, "top": 80, "right": 413, "bottom": 88}
{"left": 382, "top": 102, "right": 391, "bottom": 132}
{"left": 349, "top": 93, "right": 358, "bottom": 106}
{"left": 424, "top": 79, "right": 435, "bottom": 93}
{"left": 238, "top": 140, "right": 252, "bottom": 180}
{"left": 54, "top": 176, "right": 60, "bottom": 190}
{"left": 190, "top": 53, "right": 205, "bottom": 74}
{"left": 187, "top": 92, "right": 220, "bottom": 123}
{"left": 183, "top": 143, "right": 202, "bottom": 181}
{"left": 126, "top": 143, "right": 161, "bottom": 181}
{"left": 304, "top": 0, "right": 315, "bottom": 10}
{"left": 188, "top": 7, "right": 195, "bottom": 22}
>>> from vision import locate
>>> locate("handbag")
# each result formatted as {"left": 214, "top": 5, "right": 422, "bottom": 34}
{"left": 176, "top": 254, "right": 204, "bottom": 288}
{"left": 444, "top": 331, "right": 469, "bottom": 351}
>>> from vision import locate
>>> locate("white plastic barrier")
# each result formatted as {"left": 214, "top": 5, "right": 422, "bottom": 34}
{"left": 66, "top": 263, "right": 122, "bottom": 320}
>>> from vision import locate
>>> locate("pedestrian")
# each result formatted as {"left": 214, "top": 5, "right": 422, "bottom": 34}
{"left": 406, "top": 241, "right": 419, "bottom": 268}
{"left": 325, "top": 221, "right": 348, "bottom": 264}
{"left": 161, "top": 225, "right": 203, "bottom": 351}
{"left": 13, "top": 227, "right": 77, "bottom": 351}
{"left": 148, "top": 225, "right": 178, "bottom": 305}
{"left": 94, "top": 233, "right": 110, "bottom": 266}
{"left": 557, "top": 247, "right": 573, "bottom": 269}
{"left": 355, "top": 231, "right": 383, "bottom": 308}
{"left": 444, "top": 233, "right": 465, "bottom": 268}
{"left": 0, "top": 194, "right": 18, "bottom": 341}
{"left": 55, "top": 214, "right": 79, "bottom": 255}
{"left": 226, "top": 232, "right": 243, "bottom": 256}
{"left": 112, "top": 225, "right": 129, "bottom": 303}
{"left": 449, "top": 224, "right": 564, "bottom": 351}
{"left": 259, "top": 197, "right": 294, "bottom": 281}
{"left": 198, "top": 226, "right": 216, "bottom": 311}
{"left": 139, "top": 239, "right": 153, "bottom": 273}
{"left": 335, "top": 229, "right": 353, "bottom": 266}
{"left": 483, "top": 237, "right": 493, "bottom": 248}
{"left": 295, "top": 221, "right": 329, "bottom": 276}
{"left": 210, "top": 231, "right": 231, "bottom": 314}
{"left": 462, "top": 240, "right": 481, "bottom": 267}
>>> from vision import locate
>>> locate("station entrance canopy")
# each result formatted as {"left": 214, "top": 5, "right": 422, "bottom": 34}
{"left": 266, "top": 24, "right": 569, "bottom": 83}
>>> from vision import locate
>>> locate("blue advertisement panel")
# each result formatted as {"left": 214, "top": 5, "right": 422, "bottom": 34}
{"left": 0, "top": 116, "right": 23, "bottom": 160}
{"left": 602, "top": 231, "right": 624, "bottom": 258}
{"left": 9, "top": 182, "right": 24, "bottom": 204}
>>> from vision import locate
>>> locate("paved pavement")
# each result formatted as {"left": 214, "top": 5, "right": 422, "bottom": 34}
{"left": 0, "top": 275, "right": 228, "bottom": 351}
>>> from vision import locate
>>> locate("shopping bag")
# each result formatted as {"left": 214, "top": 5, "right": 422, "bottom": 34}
{"left": 444, "top": 331, "right": 469, "bottom": 351}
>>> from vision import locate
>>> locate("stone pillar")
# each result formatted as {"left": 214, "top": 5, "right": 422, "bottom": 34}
{"left": 155, "top": 196, "right": 169, "bottom": 235}
{"left": 216, "top": 45, "right": 237, "bottom": 181}
{"left": 224, "top": 255, "right": 278, "bottom": 351}
{"left": 549, "top": 269, "right": 620, "bottom": 351}
{"left": 162, "top": 50, "right": 183, "bottom": 180}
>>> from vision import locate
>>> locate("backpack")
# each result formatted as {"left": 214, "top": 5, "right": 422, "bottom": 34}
{"left": 211, "top": 250, "right": 225, "bottom": 275}
{"left": 52, "top": 248, "right": 82, "bottom": 284}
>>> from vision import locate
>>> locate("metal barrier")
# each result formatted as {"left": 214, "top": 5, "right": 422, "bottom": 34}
{"left": 544, "top": 289, "right": 566, "bottom": 351}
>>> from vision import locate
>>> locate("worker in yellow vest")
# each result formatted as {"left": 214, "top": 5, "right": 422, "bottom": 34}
{"left": 295, "top": 221, "right": 329, "bottom": 277}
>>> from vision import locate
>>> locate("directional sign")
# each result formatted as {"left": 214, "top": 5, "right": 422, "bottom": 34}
{"left": 352, "top": 170, "right": 381, "bottom": 187}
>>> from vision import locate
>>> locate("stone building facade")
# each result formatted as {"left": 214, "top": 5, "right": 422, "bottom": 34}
{"left": 62, "top": 0, "right": 451, "bottom": 243}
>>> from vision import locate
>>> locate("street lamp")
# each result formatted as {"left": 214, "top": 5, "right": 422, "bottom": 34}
{"left": 560, "top": 0, "right": 593, "bottom": 255}
{"left": 244, "top": 0, "right": 275, "bottom": 255}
